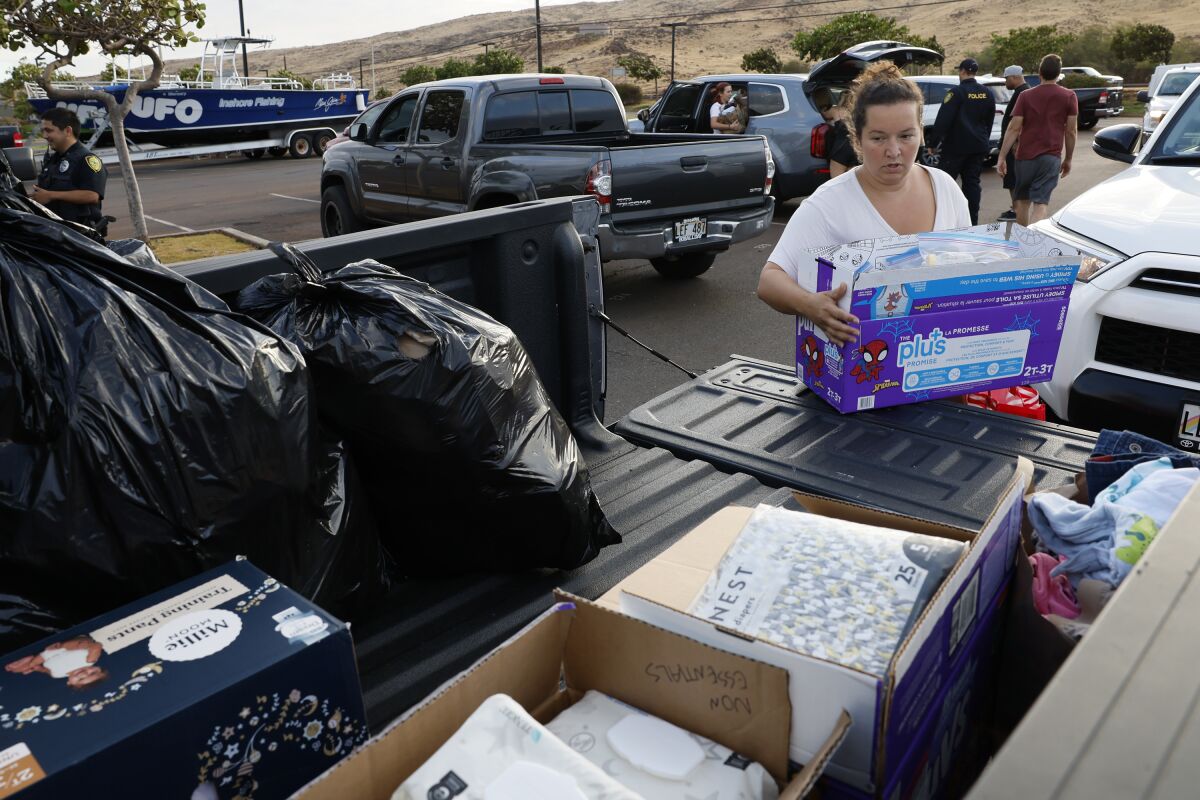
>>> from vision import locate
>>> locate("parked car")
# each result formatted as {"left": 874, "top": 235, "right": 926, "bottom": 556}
{"left": 323, "top": 98, "right": 389, "bottom": 152}
{"left": 1147, "top": 62, "right": 1200, "bottom": 97}
{"left": 0, "top": 125, "right": 24, "bottom": 149}
{"left": 910, "top": 74, "right": 1008, "bottom": 167}
{"left": 1061, "top": 66, "right": 1123, "bottom": 85}
{"left": 636, "top": 41, "right": 944, "bottom": 201}
{"left": 320, "top": 73, "right": 775, "bottom": 278}
{"left": 1138, "top": 66, "right": 1200, "bottom": 134}
{"left": 1026, "top": 74, "right": 1123, "bottom": 129}
{"left": 1033, "top": 75, "right": 1200, "bottom": 450}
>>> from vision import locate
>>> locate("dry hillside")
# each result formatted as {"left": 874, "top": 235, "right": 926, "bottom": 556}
{"left": 143, "top": 0, "right": 1196, "bottom": 91}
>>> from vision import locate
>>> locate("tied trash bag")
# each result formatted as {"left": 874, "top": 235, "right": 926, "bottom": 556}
{"left": 235, "top": 243, "right": 619, "bottom": 573}
{"left": 0, "top": 208, "right": 389, "bottom": 653}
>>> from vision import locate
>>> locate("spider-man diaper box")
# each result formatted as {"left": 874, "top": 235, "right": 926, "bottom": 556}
{"left": 797, "top": 223, "right": 1082, "bottom": 413}
{"left": 0, "top": 560, "right": 365, "bottom": 800}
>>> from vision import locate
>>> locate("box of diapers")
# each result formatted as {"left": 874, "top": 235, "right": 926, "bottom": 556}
{"left": 547, "top": 690, "right": 778, "bottom": 800}
{"left": 391, "top": 693, "right": 640, "bottom": 800}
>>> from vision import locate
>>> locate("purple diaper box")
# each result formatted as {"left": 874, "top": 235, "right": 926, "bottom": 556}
{"left": 797, "top": 223, "right": 1081, "bottom": 413}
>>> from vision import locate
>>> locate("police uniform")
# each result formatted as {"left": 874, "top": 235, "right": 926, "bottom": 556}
{"left": 37, "top": 141, "right": 107, "bottom": 226}
{"left": 930, "top": 77, "right": 996, "bottom": 225}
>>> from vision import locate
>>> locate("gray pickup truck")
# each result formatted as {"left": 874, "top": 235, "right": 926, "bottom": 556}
{"left": 319, "top": 74, "right": 775, "bottom": 278}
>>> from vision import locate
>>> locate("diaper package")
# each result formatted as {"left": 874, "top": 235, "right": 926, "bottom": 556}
{"left": 546, "top": 690, "right": 779, "bottom": 800}
{"left": 690, "top": 505, "right": 966, "bottom": 676}
{"left": 393, "top": 694, "right": 641, "bottom": 800}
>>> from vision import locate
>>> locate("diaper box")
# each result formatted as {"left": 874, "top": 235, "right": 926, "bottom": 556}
{"left": 797, "top": 223, "right": 1082, "bottom": 413}
{"left": 294, "top": 593, "right": 852, "bottom": 800}
{"left": 603, "top": 457, "right": 1034, "bottom": 799}
{"left": 0, "top": 559, "right": 366, "bottom": 800}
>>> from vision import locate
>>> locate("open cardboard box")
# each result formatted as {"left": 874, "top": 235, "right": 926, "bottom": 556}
{"left": 601, "top": 457, "right": 1034, "bottom": 798}
{"left": 293, "top": 592, "right": 851, "bottom": 800}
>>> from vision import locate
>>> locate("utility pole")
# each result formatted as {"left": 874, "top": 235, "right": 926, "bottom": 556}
{"left": 535, "top": 0, "right": 543, "bottom": 72}
{"left": 481, "top": 41, "right": 496, "bottom": 55}
{"left": 359, "top": 58, "right": 368, "bottom": 87}
{"left": 660, "top": 22, "right": 687, "bottom": 83}
{"left": 237, "top": 0, "right": 250, "bottom": 78}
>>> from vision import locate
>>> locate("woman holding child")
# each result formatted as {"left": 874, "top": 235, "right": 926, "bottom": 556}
{"left": 757, "top": 62, "right": 971, "bottom": 345}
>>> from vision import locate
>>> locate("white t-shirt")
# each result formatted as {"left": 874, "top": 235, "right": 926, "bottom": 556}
{"left": 709, "top": 101, "right": 724, "bottom": 122}
{"left": 767, "top": 165, "right": 971, "bottom": 291}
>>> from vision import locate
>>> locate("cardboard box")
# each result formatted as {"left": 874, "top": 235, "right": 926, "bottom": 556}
{"left": 0, "top": 560, "right": 366, "bottom": 800}
{"left": 797, "top": 224, "right": 1081, "bottom": 413}
{"left": 602, "top": 457, "right": 1034, "bottom": 798}
{"left": 294, "top": 593, "right": 852, "bottom": 800}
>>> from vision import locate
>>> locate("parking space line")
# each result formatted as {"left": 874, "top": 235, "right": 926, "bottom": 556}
{"left": 270, "top": 193, "right": 320, "bottom": 204}
{"left": 145, "top": 214, "right": 194, "bottom": 233}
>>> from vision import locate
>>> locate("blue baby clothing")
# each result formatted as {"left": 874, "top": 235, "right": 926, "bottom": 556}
{"left": 1028, "top": 458, "right": 1199, "bottom": 588}
{"left": 1087, "top": 430, "right": 1200, "bottom": 503}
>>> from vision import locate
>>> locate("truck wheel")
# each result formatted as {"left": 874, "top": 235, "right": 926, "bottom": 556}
{"left": 289, "top": 135, "right": 313, "bottom": 159}
{"left": 918, "top": 145, "right": 940, "bottom": 168}
{"left": 650, "top": 253, "right": 716, "bottom": 279}
{"left": 1078, "top": 117, "right": 1098, "bottom": 130}
{"left": 313, "top": 132, "right": 334, "bottom": 155}
{"left": 269, "top": 147, "right": 287, "bottom": 158}
{"left": 321, "top": 185, "right": 362, "bottom": 237}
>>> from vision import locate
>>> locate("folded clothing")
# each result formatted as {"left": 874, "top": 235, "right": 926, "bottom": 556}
{"left": 1086, "top": 429, "right": 1200, "bottom": 502}
{"left": 1028, "top": 458, "right": 1200, "bottom": 588}
{"left": 689, "top": 505, "right": 966, "bottom": 676}
{"left": 1029, "top": 553, "right": 1080, "bottom": 619}
{"left": 392, "top": 694, "right": 641, "bottom": 800}
{"left": 546, "top": 690, "right": 778, "bottom": 800}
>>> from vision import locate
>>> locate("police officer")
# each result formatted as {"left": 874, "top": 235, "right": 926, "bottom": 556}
{"left": 928, "top": 58, "right": 996, "bottom": 225}
{"left": 30, "top": 107, "right": 107, "bottom": 229}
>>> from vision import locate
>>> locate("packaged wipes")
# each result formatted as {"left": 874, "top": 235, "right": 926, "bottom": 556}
{"left": 392, "top": 694, "right": 641, "bottom": 800}
{"left": 547, "top": 690, "right": 778, "bottom": 800}
{"left": 690, "top": 505, "right": 966, "bottom": 676}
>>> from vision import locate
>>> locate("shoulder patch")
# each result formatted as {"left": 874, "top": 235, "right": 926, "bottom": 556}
{"left": 86, "top": 155, "right": 103, "bottom": 173}
{"left": 942, "top": 90, "right": 954, "bottom": 103}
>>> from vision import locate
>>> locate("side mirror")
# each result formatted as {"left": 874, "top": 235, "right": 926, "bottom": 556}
{"left": 637, "top": 108, "right": 649, "bottom": 123}
{"left": 349, "top": 122, "right": 368, "bottom": 142}
{"left": 1092, "top": 123, "right": 1140, "bottom": 164}
{"left": 1136, "top": 90, "right": 1149, "bottom": 103}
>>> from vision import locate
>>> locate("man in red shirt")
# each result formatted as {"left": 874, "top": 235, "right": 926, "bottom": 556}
{"left": 996, "top": 54, "right": 1078, "bottom": 226}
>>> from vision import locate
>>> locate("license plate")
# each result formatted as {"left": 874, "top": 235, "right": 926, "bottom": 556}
{"left": 674, "top": 217, "right": 706, "bottom": 242}
{"left": 1177, "top": 401, "right": 1200, "bottom": 450}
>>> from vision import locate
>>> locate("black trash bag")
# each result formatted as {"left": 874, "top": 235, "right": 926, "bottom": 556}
{"left": 235, "top": 243, "right": 619, "bottom": 574}
{"left": 106, "top": 237, "right": 160, "bottom": 267}
{"left": 0, "top": 209, "right": 390, "bottom": 650}
{"left": 0, "top": 593, "right": 67, "bottom": 654}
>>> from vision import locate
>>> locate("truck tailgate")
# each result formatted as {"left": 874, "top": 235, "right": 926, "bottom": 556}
{"left": 608, "top": 136, "right": 768, "bottom": 223}
{"left": 613, "top": 356, "right": 1098, "bottom": 529}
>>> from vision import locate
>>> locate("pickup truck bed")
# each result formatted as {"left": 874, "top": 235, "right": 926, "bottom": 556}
{"left": 180, "top": 196, "right": 1096, "bottom": 731}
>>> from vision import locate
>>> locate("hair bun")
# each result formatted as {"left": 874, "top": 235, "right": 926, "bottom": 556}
{"left": 855, "top": 60, "right": 907, "bottom": 86}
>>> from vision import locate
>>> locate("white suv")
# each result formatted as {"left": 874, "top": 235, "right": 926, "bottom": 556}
{"left": 1033, "top": 76, "right": 1200, "bottom": 451}
{"left": 1141, "top": 66, "right": 1200, "bottom": 134}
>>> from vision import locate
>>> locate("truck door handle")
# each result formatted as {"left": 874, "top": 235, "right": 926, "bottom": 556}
{"left": 680, "top": 156, "right": 708, "bottom": 171}
{"left": 392, "top": 154, "right": 405, "bottom": 165}
{"left": 440, "top": 157, "right": 455, "bottom": 169}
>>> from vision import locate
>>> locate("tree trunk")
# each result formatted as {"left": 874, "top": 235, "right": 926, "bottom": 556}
{"left": 105, "top": 105, "right": 150, "bottom": 242}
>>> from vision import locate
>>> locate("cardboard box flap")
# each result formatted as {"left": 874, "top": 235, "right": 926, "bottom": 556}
{"left": 296, "top": 605, "right": 573, "bottom": 800}
{"left": 556, "top": 590, "right": 794, "bottom": 783}
{"left": 780, "top": 709, "right": 853, "bottom": 800}
{"left": 789, "top": 492, "right": 972, "bottom": 542}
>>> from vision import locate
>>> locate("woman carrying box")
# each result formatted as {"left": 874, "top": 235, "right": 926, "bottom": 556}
{"left": 757, "top": 62, "right": 971, "bottom": 345}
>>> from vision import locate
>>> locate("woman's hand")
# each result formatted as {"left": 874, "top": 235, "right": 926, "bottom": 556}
{"left": 805, "top": 283, "right": 859, "bottom": 346}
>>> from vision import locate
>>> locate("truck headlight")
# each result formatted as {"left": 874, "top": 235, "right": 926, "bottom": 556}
{"left": 1032, "top": 220, "right": 1127, "bottom": 282}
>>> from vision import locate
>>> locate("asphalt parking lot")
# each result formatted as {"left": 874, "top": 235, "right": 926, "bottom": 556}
{"left": 97, "top": 121, "right": 1129, "bottom": 422}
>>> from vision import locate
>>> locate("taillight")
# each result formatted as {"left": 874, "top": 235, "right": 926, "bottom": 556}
{"left": 585, "top": 159, "right": 612, "bottom": 213}
{"left": 12, "top": 131, "right": 23, "bottom": 147}
{"left": 763, "top": 138, "right": 775, "bottom": 196}
{"left": 1099, "top": 90, "right": 1108, "bottom": 105}
{"left": 810, "top": 123, "right": 829, "bottom": 159}
{"left": 540, "top": 77, "right": 565, "bottom": 84}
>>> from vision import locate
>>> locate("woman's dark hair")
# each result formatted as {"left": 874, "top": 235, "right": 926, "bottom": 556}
{"left": 846, "top": 61, "right": 923, "bottom": 147}
{"left": 709, "top": 82, "right": 732, "bottom": 103}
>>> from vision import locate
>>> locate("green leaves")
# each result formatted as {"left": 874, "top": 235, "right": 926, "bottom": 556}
{"left": 741, "top": 48, "right": 783, "bottom": 74}
{"left": 616, "top": 53, "right": 662, "bottom": 83}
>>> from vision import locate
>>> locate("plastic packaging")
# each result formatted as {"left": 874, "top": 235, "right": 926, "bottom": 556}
{"left": 917, "top": 231, "right": 1019, "bottom": 264}
{"left": 235, "top": 244, "right": 618, "bottom": 574}
{"left": 0, "top": 209, "right": 389, "bottom": 653}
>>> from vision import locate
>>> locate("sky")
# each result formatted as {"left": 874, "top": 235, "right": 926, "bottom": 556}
{"left": 1, "top": 0, "right": 614, "bottom": 78}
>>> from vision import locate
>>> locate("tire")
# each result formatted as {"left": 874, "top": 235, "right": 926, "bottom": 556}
{"left": 650, "top": 252, "right": 716, "bottom": 279}
{"left": 1078, "top": 117, "right": 1098, "bottom": 130}
{"left": 269, "top": 147, "right": 287, "bottom": 158}
{"left": 313, "top": 132, "right": 333, "bottom": 155}
{"left": 289, "top": 134, "right": 313, "bottom": 159}
{"left": 243, "top": 148, "right": 265, "bottom": 160}
{"left": 918, "top": 145, "right": 940, "bottom": 168}
{"left": 320, "top": 184, "right": 363, "bottom": 238}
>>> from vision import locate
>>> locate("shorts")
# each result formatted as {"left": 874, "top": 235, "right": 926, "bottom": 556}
{"left": 1002, "top": 150, "right": 1016, "bottom": 191}
{"left": 1013, "top": 155, "right": 1060, "bottom": 204}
